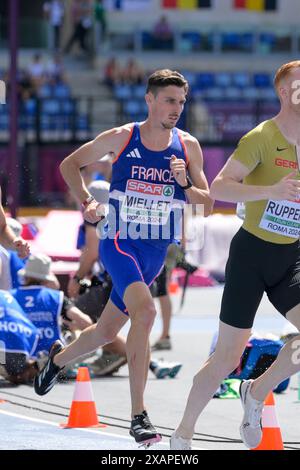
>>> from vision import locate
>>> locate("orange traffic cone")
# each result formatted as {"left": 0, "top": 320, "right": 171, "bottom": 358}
{"left": 60, "top": 367, "right": 106, "bottom": 429}
{"left": 169, "top": 271, "right": 179, "bottom": 294}
{"left": 252, "top": 392, "right": 284, "bottom": 450}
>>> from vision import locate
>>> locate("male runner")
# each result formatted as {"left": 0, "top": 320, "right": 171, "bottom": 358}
{"left": 171, "top": 60, "right": 300, "bottom": 450}
{"left": 70, "top": 180, "right": 182, "bottom": 378}
{"left": 34, "top": 69, "right": 213, "bottom": 446}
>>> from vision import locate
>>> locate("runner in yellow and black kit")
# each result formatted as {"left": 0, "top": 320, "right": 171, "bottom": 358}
{"left": 220, "top": 118, "right": 300, "bottom": 330}
{"left": 171, "top": 61, "right": 300, "bottom": 451}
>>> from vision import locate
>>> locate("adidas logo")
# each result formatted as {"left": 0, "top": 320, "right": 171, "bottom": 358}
{"left": 126, "top": 148, "right": 142, "bottom": 159}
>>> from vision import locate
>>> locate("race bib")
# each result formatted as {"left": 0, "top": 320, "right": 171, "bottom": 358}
{"left": 259, "top": 199, "right": 300, "bottom": 239}
{"left": 120, "top": 179, "right": 174, "bottom": 226}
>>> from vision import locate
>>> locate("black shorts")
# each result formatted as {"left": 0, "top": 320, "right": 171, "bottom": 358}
{"left": 150, "top": 266, "right": 168, "bottom": 298}
{"left": 220, "top": 227, "right": 300, "bottom": 329}
{"left": 74, "top": 281, "right": 112, "bottom": 323}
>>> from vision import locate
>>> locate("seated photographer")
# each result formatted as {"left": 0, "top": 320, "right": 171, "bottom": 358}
{"left": 12, "top": 253, "right": 93, "bottom": 348}
{"left": 0, "top": 289, "right": 40, "bottom": 385}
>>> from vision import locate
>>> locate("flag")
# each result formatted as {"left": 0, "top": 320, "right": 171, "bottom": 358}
{"left": 234, "top": 0, "right": 277, "bottom": 10}
{"left": 162, "top": 0, "right": 212, "bottom": 8}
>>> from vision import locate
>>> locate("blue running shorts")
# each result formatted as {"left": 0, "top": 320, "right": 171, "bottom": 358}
{"left": 99, "top": 232, "right": 167, "bottom": 315}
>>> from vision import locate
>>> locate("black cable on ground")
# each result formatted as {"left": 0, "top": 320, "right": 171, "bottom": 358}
{"left": 0, "top": 390, "right": 299, "bottom": 449}
{"left": 0, "top": 390, "right": 242, "bottom": 443}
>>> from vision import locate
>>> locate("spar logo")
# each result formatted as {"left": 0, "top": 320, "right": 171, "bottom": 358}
{"left": 127, "top": 179, "right": 173, "bottom": 196}
{"left": 163, "top": 185, "right": 174, "bottom": 197}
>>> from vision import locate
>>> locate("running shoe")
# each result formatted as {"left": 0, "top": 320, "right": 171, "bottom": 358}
{"left": 168, "top": 362, "right": 183, "bottom": 379}
{"left": 34, "top": 340, "right": 64, "bottom": 396}
{"left": 130, "top": 411, "right": 162, "bottom": 447}
{"left": 152, "top": 337, "right": 172, "bottom": 351}
{"left": 170, "top": 432, "right": 192, "bottom": 450}
{"left": 239, "top": 379, "right": 264, "bottom": 449}
{"left": 150, "top": 359, "right": 182, "bottom": 379}
{"left": 142, "top": 410, "right": 157, "bottom": 433}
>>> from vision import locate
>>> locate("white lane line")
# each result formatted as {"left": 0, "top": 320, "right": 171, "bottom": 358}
{"left": 0, "top": 409, "right": 169, "bottom": 448}
{"left": 0, "top": 409, "right": 205, "bottom": 450}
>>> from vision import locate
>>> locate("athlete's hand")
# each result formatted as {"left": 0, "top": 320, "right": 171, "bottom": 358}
{"left": 13, "top": 237, "right": 30, "bottom": 259}
{"left": 170, "top": 155, "right": 188, "bottom": 187}
{"left": 83, "top": 200, "right": 106, "bottom": 224}
{"left": 270, "top": 171, "right": 300, "bottom": 201}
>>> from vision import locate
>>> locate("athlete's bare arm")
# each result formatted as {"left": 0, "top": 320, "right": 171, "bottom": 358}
{"left": 60, "top": 124, "right": 133, "bottom": 204}
{"left": 0, "top": 188, "right": 30, "bottom": 258}
{"left": 172, "top": 133, "right": 214, "bottom": 217}
{"left": 210, "top": 156, "right": 300, "bottom": 203}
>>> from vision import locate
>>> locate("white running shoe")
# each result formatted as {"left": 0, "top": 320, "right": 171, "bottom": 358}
{"left": 150, "top": 359, "right": 182, "bottom": 379}
{"left": 170, "top": 432, "right": 192, "bottom": 450}
{"left": 239, "top": 379, "right": 264, "bottom": 449}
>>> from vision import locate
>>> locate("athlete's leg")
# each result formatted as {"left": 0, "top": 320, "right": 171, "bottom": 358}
{"left": 158, "top": 294, "right": 172, "bottom": 340}
{"left": 175, "top": 320, "right": 251, "bottom": 439}
{"left": 154, "top": 267, "right": 172, "bottom": 341}
{"left": 99, "top": 235, "right": 165, "bottom": 422}
{"left": 54, "top": 299, "right": 128, "bottom": 368}
{"left": 144, "top": 340, "right": 151, "bottom": 391}
{"left": 250, "top": 304, "right": 300, "bottom": 402}
{"left": 123, "top": 281, "right": 157, "bottom": 417}
{"left": 250, "top": 243, "right": 300, "bottom": 401}
{"left": 174, "top": 228, "right": 265, "bottom": 439}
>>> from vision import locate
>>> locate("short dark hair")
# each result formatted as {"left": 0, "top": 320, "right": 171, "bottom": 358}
{"left": 146, "top": 69, "right": 189, "bottom": 96}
